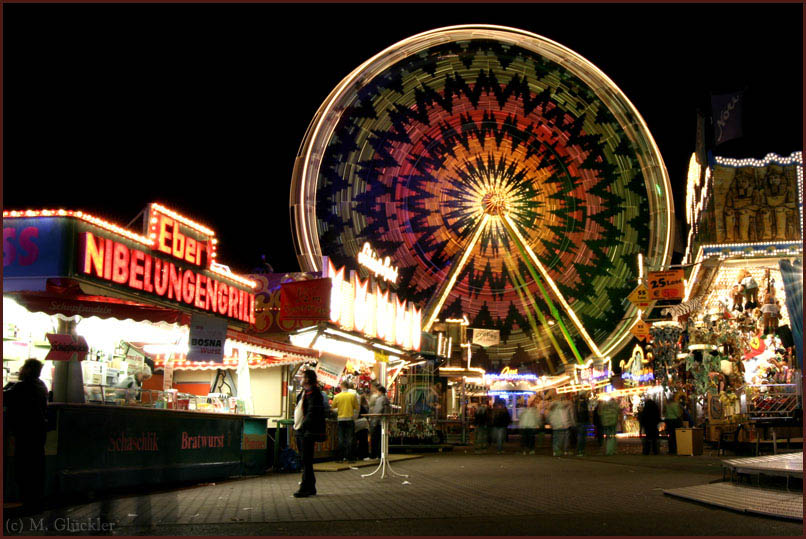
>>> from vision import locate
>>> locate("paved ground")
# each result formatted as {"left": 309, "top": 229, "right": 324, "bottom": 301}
{"left": 4, "top": 440, "right": 803, "bottom": 536}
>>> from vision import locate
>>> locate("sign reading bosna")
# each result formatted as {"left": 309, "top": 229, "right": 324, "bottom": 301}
{"left": 3, "top": 204, "right": 256, "bottom": 325}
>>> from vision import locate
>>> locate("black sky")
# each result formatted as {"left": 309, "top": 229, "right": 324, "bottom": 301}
{"left": 3, "top": 3, "right": 803, "bottom": 275}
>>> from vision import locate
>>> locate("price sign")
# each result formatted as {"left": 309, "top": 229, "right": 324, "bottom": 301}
{"left": 647, "top": 269, "right": 685, "bottom": 300}
{"left": 627, "top": 284, "right": 651, "bottom": 308}
{"left": 630, "top": 320, "right": 651, "bottom": 342}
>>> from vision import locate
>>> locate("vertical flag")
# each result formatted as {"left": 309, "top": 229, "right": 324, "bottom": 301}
{"left": 711, "top": 91, "right": 744, "bottom": 146}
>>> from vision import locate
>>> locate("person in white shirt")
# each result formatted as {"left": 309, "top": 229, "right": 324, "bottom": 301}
{"left": 740, "top": 270, "right": 759, "bottom": 308}
{"left": 760, "top": 295, "right": 781, "bottom": 334}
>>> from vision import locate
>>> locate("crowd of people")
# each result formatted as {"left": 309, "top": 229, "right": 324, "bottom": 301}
{"left": 468, "top": 391, "right": 692, "bottom": 458}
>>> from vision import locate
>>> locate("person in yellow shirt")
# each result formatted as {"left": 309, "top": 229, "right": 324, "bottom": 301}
{"left": 332, "top": 381, "right": 360, "bottom": 462}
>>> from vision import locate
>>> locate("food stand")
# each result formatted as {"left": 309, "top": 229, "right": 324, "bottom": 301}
{"left": 282, "top": 252, "right": 423, "bottom": 456}
{"left": 3, "top": 204, "right": 315, "bottom": 497}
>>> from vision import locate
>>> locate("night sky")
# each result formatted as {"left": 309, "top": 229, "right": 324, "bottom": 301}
{"left": 3, "top": 3, "right": 802, "bottom": 275}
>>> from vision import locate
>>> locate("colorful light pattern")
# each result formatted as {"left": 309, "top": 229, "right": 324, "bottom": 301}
{"left": 292, "top": 26, "right": 672, "bottom": 373}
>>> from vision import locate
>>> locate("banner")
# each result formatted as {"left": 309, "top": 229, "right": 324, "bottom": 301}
{"left": 711, "top": 91, "right": 743, "bottom": 146}
{"left": 315, "top": 351, "right": 349, "bottom": 387}
{"left": 44, "top": 334, "right": 88, "bottom": 361}
{"left": 163, "top": 362, "right": 174, "bottom": 391}
{"left": 279, "top": 278, "right": 331, "bottom": 321}
{"left": 647, "top": 269, "right": 685, "bottom": 300}
{"left": 187, "top": 313, "right": 228, "bottom": 363}
{"left": 472, "top": 328, "right": 500, "bottom": 347}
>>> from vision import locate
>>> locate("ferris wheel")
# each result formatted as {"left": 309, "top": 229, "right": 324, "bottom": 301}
{"left": 291, "top": 25, "right": 673, "bottom": 373}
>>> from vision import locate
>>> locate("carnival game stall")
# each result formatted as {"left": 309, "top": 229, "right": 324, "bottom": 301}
{"left": 675, "top": 151, "right": 803, "bottom": 453}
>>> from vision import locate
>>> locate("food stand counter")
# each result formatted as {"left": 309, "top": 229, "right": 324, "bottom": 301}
{"left": 3, "top": 402, "right": 268, "bottom": 499}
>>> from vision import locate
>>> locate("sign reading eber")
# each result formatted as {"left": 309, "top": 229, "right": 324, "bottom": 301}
{"left": 279, "top": 278, "right": 331, "bottom": 321}
{"left": 647, "top": 269, "right": 685, "bottom": 300}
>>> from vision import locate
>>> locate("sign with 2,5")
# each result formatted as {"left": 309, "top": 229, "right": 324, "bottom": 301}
{"left": 647, "top": 270, "right": 684, "bottom": 300}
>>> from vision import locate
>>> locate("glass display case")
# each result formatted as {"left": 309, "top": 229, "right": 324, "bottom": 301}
{"left": 82, "top": 384, "right": 248, "bottom": 413}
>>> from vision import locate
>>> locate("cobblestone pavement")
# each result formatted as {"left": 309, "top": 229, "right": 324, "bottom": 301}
{"left": 4, "top": 445, "right": 803, "bottom": 536}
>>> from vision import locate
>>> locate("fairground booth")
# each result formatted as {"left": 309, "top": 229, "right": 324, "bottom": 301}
{"left": 247, "top": 244, "right": 426, "bottom": 456}
{"left": 3, "top": 203, "right": 317, "bottom": 499}
{"left": 671, "top": 151, "right": 803, "bottom": 453}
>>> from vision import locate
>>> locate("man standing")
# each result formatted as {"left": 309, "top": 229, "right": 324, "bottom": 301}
{"left": 332, "top": 381, "right": 359, "bottom": 462}
{"left": 369, "top": 384, "right": 390, "bottom": 459}
{"left": 664, "top": 395, "right": 683, "bottom": 455}
{"left": 490, "top": 399, "right": 511, "bottom": 454}
{"left": 638, "top": 397, "right": 661, "bottom": 455}
{"left": 3, "top": 359, "right": 48, "bottom": 512}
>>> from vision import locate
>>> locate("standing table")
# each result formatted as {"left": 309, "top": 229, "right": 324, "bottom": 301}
{"left": 361, "top": 413, "right": 409, "bottom": 480}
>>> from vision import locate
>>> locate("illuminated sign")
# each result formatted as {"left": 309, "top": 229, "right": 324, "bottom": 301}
{"left": 485, "top": 366, "right": 539, "bottom": 381}
{"left": 79, "top": 230, "right": 255, "bottom": 324}
{"left": 357, "top": 242, "right": 399, "bottom": 284}
{"left": 323, "top": 257, "right": 420, "bottom": 351}
{"left": 148, "top": 204, "right": 214, "bottom": 268}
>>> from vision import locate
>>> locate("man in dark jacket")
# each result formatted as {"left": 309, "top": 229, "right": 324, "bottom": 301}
{"left": 473, "top": 402, "right": 490, "bottom": 453}
{"left": 638, "top": 398, "right": 661, "bottom": 455}
{"left": 491, "top": 399, "right": 511, "bottom": 454}
{"left": 293, "top": 370, "right": 326, "bottom": 497}
{"left": 3, "top": 358, "right": 48, "bottom": 511}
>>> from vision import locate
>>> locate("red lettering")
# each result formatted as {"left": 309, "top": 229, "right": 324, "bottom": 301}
{"left": 143, "top": 254, "right": 154, "bottom": 292}
{"left": 217, "top": 285, "right": 228, "bottom": 315}
{"left": 228, "top": 285, "right": 238, "bottom": 318}
{"left": 128, "top": 249, "right": 145, "bottom": 290}
{"left": 194, "top": 274, "right": 206, "bottom": 308}
{"left": 153, "top": 259, "right": 169, "bottom": 296}
{"left": 104, "top": 238, "right": 114, "bottom": 280}
{"left": 3, "top": 228, "right": 16, "bottom": 267}
{"left": 157, "top": 216, "right": 173, "bottom": 255}
{"left": 18, "top": 227, "right": 39, "bottom": 266}
{"left": 185, "top": 237, "right": 196, "bottom": 264}
{"left": 181, "top": 432, "right": 188, "bottom": 450}
{"left": 111, "top": 242, "right": 129, "bottom": 284}
{"left": 249, "top": 294, "right": 255, "bottom": 324}
{"left": 81, "top": 231, "right": 104, "bottom": 277}
{"left": 172, "top": 226, "right": 185, "bottom": 259}
{"left": 206, "top": 278, "right": 218, "bottom": 312}
{"left": 182, "top": 270, "right": 195, "bottom": 304}
{"left": 168, "top": 263, "right": 182, "bottom": 300}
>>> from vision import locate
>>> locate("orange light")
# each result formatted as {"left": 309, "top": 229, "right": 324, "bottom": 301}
{"left": 151, "top": 203, "right": 216, "bottom": 237}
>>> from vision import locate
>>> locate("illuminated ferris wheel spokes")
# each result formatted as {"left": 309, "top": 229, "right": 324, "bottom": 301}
{"left": 422, "top": 194, "right": 604, "bottom": 364}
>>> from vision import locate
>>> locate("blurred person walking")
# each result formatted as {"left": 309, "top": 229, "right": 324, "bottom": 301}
{"left": 473, "top": 401, "right": 491, "bottom": 453}
{"left": 574, "top": 394, "right": 591, "bottom": 456}
{"left": 548, "top": 395, "right": 575, "bottom": 456}
{"left": 598, "top": 397, "right": 620, "bottom": 456}
{"left": 519, "top": 400, "right": 540, "bottom": 454}
{"left": 664, "top": 395, "right": 683, "bottom": 455}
